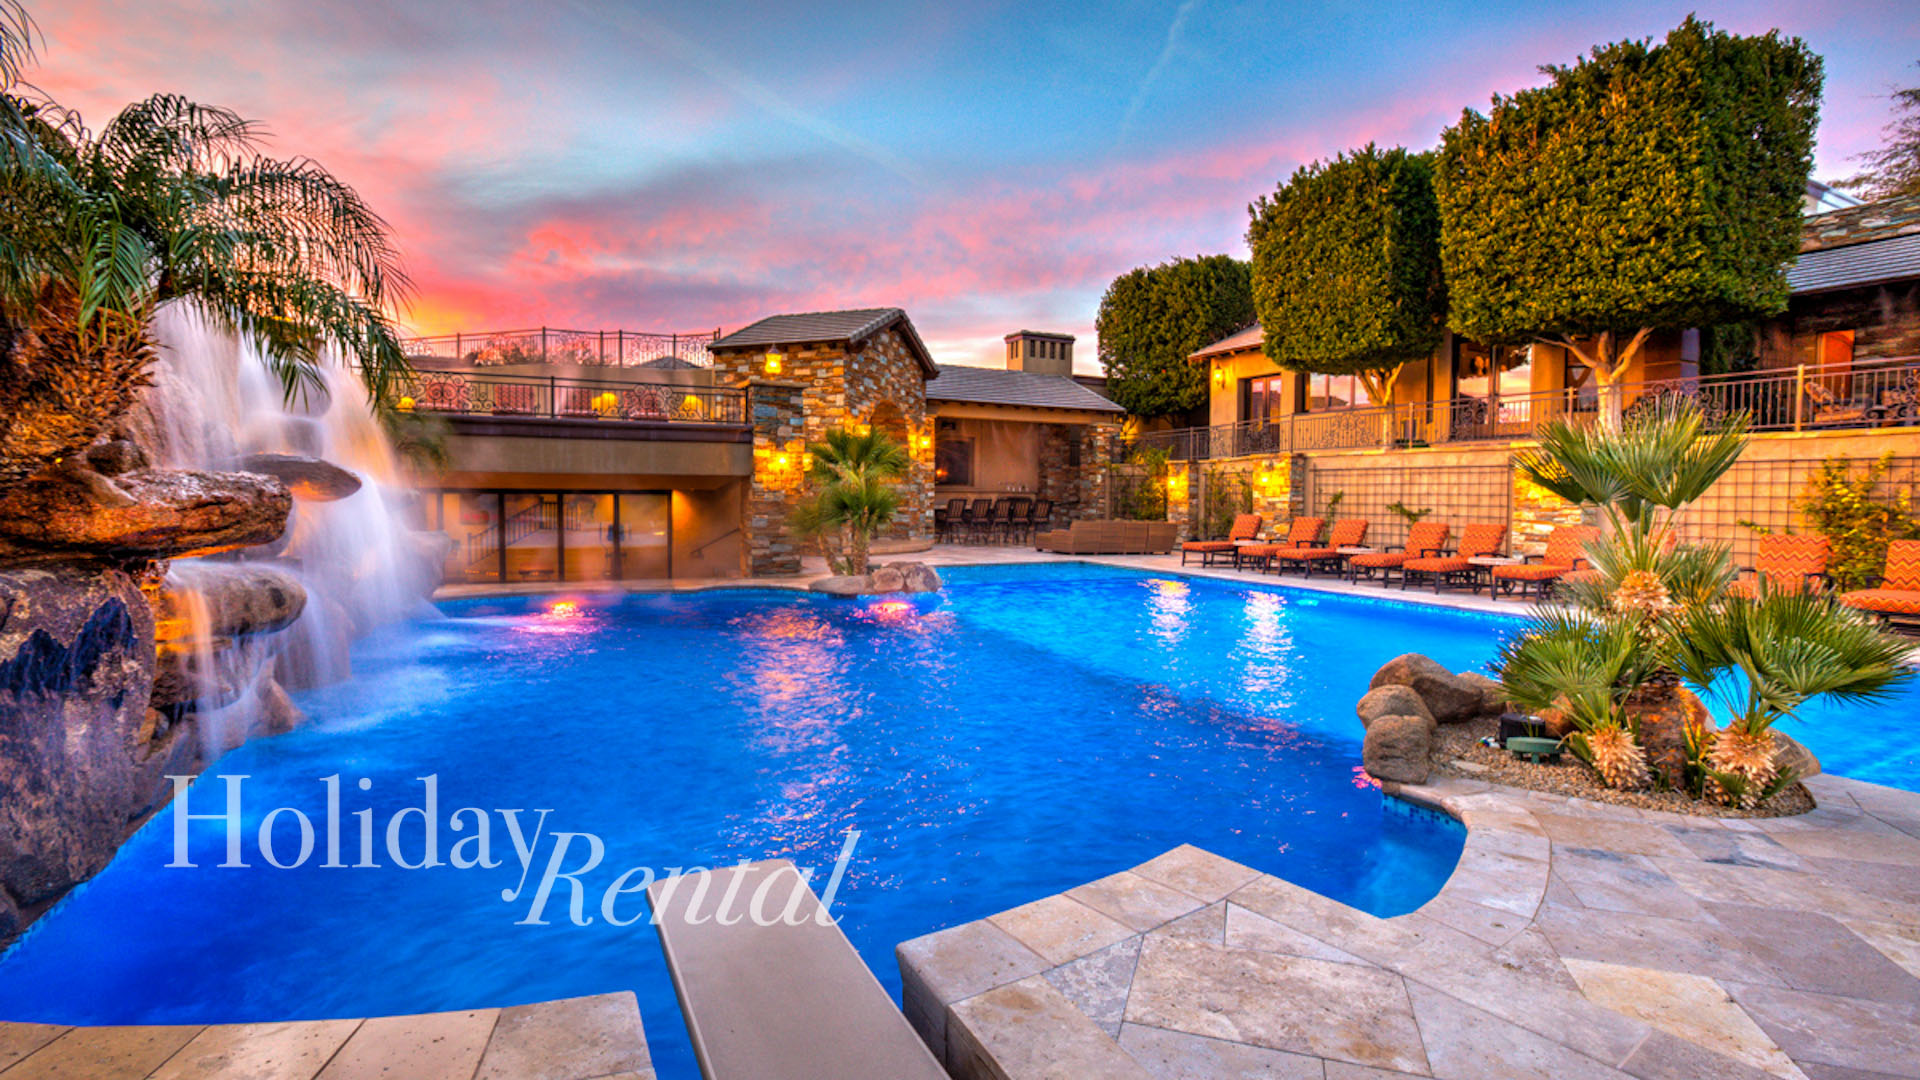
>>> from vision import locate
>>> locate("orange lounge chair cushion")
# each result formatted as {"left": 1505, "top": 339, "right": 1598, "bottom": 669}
{"left": 1181, "top": 540, "right": 1238, "bottom": 553}
{"left": 1274, "top": 546, "right": 1344, "bottom": 562}
{"left": 1404, "top": 556, "right": 1473, "bottom": 575}
{"left": 1883, "top": 540, "right": 1920, "bottom": 590}
{"left": 1840, "top": 588, "right": 1920, "bottom": 615}
{"left": 1559, "top": 569, "right": 1601, "bottom": 587}
{"left": 1492, "top": 562, "right": 1575, "bottom": 582}
{"left": 1235, "top": 543, "right": 1287, "bottom": 559}
{"left": 1348, "top": 550, "right": 1414, "bottom": 569}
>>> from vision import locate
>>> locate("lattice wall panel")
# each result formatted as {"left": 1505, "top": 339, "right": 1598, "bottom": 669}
{"left": 1679, "top": 456, "right": 1920, "bottom": 571}
{"left": 1299, "top": 463, "right": 1513, "bottom": 551}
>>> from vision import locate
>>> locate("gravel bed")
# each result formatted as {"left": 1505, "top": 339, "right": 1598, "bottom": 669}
{"left": 1430, "top": 716, "right": 1814, "bottom": 818}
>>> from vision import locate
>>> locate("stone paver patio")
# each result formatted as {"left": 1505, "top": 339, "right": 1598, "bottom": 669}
{"left": 899, "top": 772, "right": 1920, "bottom": 1080}
{"left": 0, "top": 992, "right": 651, "bottom": 1080}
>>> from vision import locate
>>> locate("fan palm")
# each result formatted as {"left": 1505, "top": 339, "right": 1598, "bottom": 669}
{"left": 1668, "top": 588, "right": 1911, "bottom": 805}
{"left": 0, "top": 4, "right": 411, "bottom": 488}
{"left": 1516, "top": 396, "right": 1748, "bottom": 536}
{"left": 804, "top": 427, "right": 910, "bottom": 575}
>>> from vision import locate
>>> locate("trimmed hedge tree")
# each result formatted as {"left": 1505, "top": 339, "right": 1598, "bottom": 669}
{"left": 1247, "top": 144, "right": 1445, "bottom": 441}
{"left": 1096, "top": 254, "right": 1254, "bottom": 420}
{"left": 1435, "top": 16, "right": 1821, "bottom": 428}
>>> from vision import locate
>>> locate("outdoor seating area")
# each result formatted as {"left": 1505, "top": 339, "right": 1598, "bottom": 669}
{"left": 1032, "top": 519, "right": 1177, "bottom": 554}
{"left": 934, "top": 496, "right": 1054, "bottom": 545}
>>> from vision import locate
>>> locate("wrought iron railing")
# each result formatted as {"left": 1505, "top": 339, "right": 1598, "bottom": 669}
{"left": 399, "top": 370, "right": 748, "bottom": 425}
{"left": 1127, "top": 358, "right": 1920, "bottom": 461}
{"left": 402, "top": 326, "right": 723, "bottom": 368}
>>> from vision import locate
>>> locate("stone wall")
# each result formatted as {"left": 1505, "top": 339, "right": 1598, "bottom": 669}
{"left": 1758, "top": 281, "right": 1920, "bottom": 367}
{"left": 1510, "top": 470, "right": 1587, "bottom": 556}
{"left": 712, "top": 326, "right": 934, "bottom": 572}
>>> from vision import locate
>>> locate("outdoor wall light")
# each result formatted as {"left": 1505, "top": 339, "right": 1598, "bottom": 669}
{"left": 765, "top": 349, "right": 785, "bottom": 375}
{"left": 1212, "top": 365, "right": 1225, "bottom": 385}
{"left": 397, "top": 395, "right": 415, "bottom": 412}
{"left": 916, "top": 433, "right": 933, "bottom": 450}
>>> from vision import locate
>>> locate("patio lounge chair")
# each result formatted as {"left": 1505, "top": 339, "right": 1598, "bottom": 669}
{"left": 1803, "top": 381, "right": 1868, "bottom": 426}
{"left": 1491, "top": 524, "right": 1601, "bottom": 600}
{"left": 1347, "top": 521, "right": 1450, "bottom": 585}
{"left": 1402, "top": 522, "right": 1508, "bottom": 592}
{"left": 1839, "top": 539, "right": 1920, "bottom": 622}
{"left": 1234, "top": 517, "right": 1325, "bottom": 572}
{"left": 1180, "top": 513, "right": 1263, "bottom": 566}
{"left": 1269, "top": 518, "right": 1370, "bottom": 577}
{"left": 1728, "top": 534, "right": 1831, "bottom": 598}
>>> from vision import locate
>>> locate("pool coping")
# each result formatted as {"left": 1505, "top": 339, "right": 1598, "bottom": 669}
{"left": 896, "top": 771, "right": 1920, "bottom": 1079}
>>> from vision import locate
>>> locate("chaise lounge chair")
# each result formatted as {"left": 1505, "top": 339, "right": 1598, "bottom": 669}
{"left": 1728, "top": 534, "right": 1831, "bottom": 598}
{"left": 1347, "top": 521, "right": 1450, "bottom": 586}
{"left": 1839, "top": 539, "right": 1920, "bottom": 624}
{"left": 1490, "top": 525, "right": 1601, "bottom": 601}
{"left": 1402, "top": 522, "right": 1508, "bottom": 592}
{"left": 1234, "top": 517, "right": 1325, "bottom": 572}
{"left": 1180, "top": 513, "right": 1263, "bottom": 566}
{"left": 1269, "top": 518, "right": 1369, "bottom": 577}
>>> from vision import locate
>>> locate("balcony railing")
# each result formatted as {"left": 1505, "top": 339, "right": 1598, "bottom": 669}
{"left": 402, "top": 326, "right": 723, "bottom": 368}
{"left": 398, "top": 370, "right": 747, "bottom": 425}
{"left": 1129, "top": 358, "right": 1920, "bottom": 461}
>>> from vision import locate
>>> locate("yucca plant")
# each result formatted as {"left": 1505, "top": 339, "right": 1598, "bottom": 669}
{"left": 804, "top": 427, "right": 910, "bottom": 575}
{"left": 0, "top": 3, "right": 411, "bottom": 487}
{"left": 1668, "top": 588, "right": 1911, "bottom": 806}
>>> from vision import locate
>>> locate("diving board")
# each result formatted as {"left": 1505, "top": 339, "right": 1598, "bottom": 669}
{"left": 647, "top": 858, "right": 947, "bottom": 1080}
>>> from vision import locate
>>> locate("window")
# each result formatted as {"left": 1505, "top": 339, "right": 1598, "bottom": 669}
{"left": 1307, "top": 373, "right": 1374, "bottom": 411}
{"left": 421, "top": 490, "right": 670, "bottom": 583}
{"left": 1454, "top": 342, "right": 1533, "bottom": 399}
{"left": 934, "top": 439, "right": 974, "bottom": 486}
{"left": 1240, "top": 375, "right": 1287, "bottom": 423}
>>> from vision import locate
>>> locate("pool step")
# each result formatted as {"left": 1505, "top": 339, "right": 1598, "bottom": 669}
{"left": 0, "top": 992, "right": 652, "bottom": 1079}
{"left": 648, "top": 859, "right": 946, "bottom": 1080}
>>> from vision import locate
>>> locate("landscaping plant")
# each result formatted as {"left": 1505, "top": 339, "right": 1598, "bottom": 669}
{"left": 803, "top": 427, "right": 909, "bottom": 576}
{"left": 1797, "top": 453, "right": 1920, "bottom": 591}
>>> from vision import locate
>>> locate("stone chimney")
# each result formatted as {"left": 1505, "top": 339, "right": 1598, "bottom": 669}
{"left": 1003, "top": 330, "right": 1074, "bottom": 377}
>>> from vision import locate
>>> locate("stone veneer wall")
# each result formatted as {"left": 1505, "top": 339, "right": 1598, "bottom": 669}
{"left": 1510, "top": 470, "right": 1587, "bottom": 556}
{"left": 713, "top": 325, "right": 935, "bottom": 574}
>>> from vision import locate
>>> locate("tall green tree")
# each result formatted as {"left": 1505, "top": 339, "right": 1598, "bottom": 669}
{"left": 1095, "top": 254, "right": 1253, "bottom": 420}
{"left": 1246, "top": 144, "right": 1444, "bottom": 441}
{"left": 0, "top": 2, "right": 412, "bottom": 487}
{"left": 1840, "top": 61, "right": 1920, "bottom": 200}
{"left": 803, "top": 427, "right": 910, "bottom": 575}
{"left": 1436, "top": 16, "right": 1822, "bottom": 429}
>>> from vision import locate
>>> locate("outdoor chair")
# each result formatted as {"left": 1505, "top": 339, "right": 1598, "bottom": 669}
{"left": 1027, "top": 498, "right": 1053, "bottom": 537}
{"left": 965, "top": 498, "right": 996, "bottom": 544}
{"left": 1269, "top": 518, "right": 1369, "bottom": 577}
{"left": 1803, "top": 381, "right": 1868, "bottom": 426}
{"left": 1004, "top": 497, "right": 1033, "bottom": 543}
{"left": 1840, "top": 539, "right": 1920, "bottom": 624}
{"left": 1729, "top": 534, "right": 1831, "bottom": 598}
{"left": 556, "top": 386, "right": 598, "bottom": 418}
{"left": 989, "top": 499, "right": 1019, "bottom": 544}
{"left": 936, "top": 498, "right": 967, "bottom": 543}
{"left": 1347, "top": 521, "right": 1450, "bottom": 586}
{"left": 491, "top": 382, "right": 538, "bottom": 415}
{"left": 1401, "top": 522, "right": 1508, "bottom": 592}
{"left": 1180, "top": 513, "right": 1262, "bottom": 566}
{"left": 1491, "top": 524, "right": 1601, "bottom": 600}
{"left": 1235, "top": 517, "right": 1325, "bottom": 572}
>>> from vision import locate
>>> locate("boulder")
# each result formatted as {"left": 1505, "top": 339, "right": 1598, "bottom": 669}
{"left": 1456, "top": 672, "right": 1509, "bottom": 718}
{"left": 1536, "top": 696, "right": 1577, "bottom": 740}
{"left": 83, "top": 438, "right": 149, "bottom": 477}
{"left": 0, "top": 566, "right": 190, "bottom": 943}
{"left": 809, "top": 575, "right": 869, "bottom": 596}
{"left": 1772, "top": 731, "right": 1821, "bottom": 780}
{"left": 158, "top": 563, "right": 307, "bottom": 640}
{"left": 870, "top": 565, "right": 907, "bottom": 594}
{"left": 902, "top": 563, "right": 943, "bottom": 593}
{"left": 1363, "top": 714, "right": 1433, "bottom": 784}
{"left": 276, "top": 597, "right": 354, "bottom": 691}
{"left": 1356, "top": 685, "right": 1434, "bottom": 731}
{"left": 234, "top": 453, "right": 362, "bottom": 502}
{"left": 258, "top": 678, "right": 305, "bottom": 736}
{"left": 0, "top": 466, "right": 291, "bottom": 562}
{"left": 1370, "top": 653, "right": 1483, "bottom": 723}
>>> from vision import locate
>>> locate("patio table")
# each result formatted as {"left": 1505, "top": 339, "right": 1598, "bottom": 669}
{"left": 1467, "top": 555, "right": 1523, "bottom": 595}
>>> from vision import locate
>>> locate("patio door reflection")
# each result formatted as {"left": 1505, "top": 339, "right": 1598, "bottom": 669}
{"left": 617, "top": 494, "right": 670, "bottom": 579}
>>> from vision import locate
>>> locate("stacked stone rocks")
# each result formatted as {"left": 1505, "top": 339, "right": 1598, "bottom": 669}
{"left": 808, "top": 561, "right": 942, "bottom": 597}
{"left": 1356, "top": 653, "right": 1509, "bottom": 784}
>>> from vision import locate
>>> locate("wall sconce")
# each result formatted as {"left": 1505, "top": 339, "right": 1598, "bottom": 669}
{"left": 591, "top": 391, "right": 618, "bottom": 416}
{"left": 1212, "top": 365, "right": 1225, "bottom": 386}
{"left": 1167, "top": 471, "right": 1188, "bottom": 496}
{"left": 774, "top": 453, "right": 791, "bottom": 470}
{"left": 916, "top": 433, "right": 933, "bottom": 451}
{"left": 765, "top": 349, "right": 785, "bottom": 376}
{"left": 396, "top": 395, "right": 415, "bottom": 412}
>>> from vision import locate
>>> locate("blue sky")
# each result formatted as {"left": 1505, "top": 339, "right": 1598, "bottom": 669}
{"left": 33, "top": 0, "right": 1920, "bottom": 368}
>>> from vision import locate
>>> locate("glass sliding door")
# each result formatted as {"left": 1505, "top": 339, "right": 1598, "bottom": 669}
{"left": 427, "top": 492, "right": 503, "bottom": 585}
{"left": 617, "top": 494, "right": 671, "bottom": 579}
{"left": 562, "top": 493, "right": 618, "bottom": 581}
{"left": 501, "top": 493, "right": 560, "bottom": 583}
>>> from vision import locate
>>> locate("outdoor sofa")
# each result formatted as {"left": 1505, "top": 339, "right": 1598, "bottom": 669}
{"left": 1034, "top": 519, "right": 1178, "bottom": 555}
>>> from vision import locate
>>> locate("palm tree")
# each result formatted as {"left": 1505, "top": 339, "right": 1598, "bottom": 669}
{"left": 0, "top": 4, "right": 411, "bottom": 488}
{"left": 804, "top": 427, "right": 910, "bottom": 575}
{"left": 1668, "top": 588, "right": 1910, "bottom": 806}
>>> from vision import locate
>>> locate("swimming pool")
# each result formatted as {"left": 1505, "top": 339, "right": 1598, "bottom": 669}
{"left": 0, "top": 562, "right": 1909, "bottom": 1077}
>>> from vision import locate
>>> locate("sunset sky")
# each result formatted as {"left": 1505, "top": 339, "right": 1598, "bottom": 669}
{"left": 30, "top": 1, "right": 1920, "bottom": 371}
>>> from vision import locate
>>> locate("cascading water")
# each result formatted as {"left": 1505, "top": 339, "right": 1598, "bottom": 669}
{"left": 137, "top": 303, "right": 436, "bottom": 754}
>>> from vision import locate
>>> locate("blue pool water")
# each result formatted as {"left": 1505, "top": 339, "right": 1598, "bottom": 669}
{"left": 0, "top": 562, "right": 1912, "bottom": 1077}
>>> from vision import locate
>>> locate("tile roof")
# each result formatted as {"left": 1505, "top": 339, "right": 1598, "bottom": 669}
{"left": 1189, "top": 324, "right": 1264, "bottom": 360}
{"left": 925, "top": 364, "right": 1126, "bottom": 414}
{"left": 1787, "top": 232, "right": 1920, "bottom": 295}
{"left": 711, "top": 307, "right": 936, "bottom": 376}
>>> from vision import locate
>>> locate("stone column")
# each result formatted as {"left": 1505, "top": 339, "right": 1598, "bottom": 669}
{"left": 742, "top": 379, "right": 807, "bottom": 576}
{"left": 1510, "top": 460, "right": 1584, "bottom": 556}
{"left": 1166, "top": 461, "right": 1199, "bottom": 539}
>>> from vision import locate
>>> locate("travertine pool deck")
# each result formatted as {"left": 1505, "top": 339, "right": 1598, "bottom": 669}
{"left": 899, "top": 772, "right": 1920, "bottom": 1080}
{"left": 0, "top": 992, "right": 651, "bottom": 1080}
